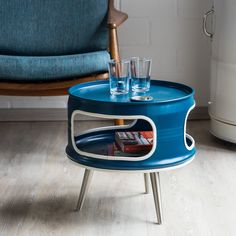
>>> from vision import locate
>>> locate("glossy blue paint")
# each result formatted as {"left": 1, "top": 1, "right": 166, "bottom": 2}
{"left": 69, "top": 80, "right": 193, "bottom": 104}
{"left": 66, "top": 80, "right": 196, "bottom": 171}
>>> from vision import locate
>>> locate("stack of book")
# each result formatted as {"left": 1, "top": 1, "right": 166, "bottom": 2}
{"left": 108, "top": 131, "right": 153, "bottom": 157}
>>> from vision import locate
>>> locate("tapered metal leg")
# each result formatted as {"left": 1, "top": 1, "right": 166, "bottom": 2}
{"left": 75, "top": 169, "right": 93, "bottom": 211}
{"left": 144, "top": 173, "right": 150, "bottom": 194}
{"left": 150, "top": 172, "right": 163, "bottom": 224}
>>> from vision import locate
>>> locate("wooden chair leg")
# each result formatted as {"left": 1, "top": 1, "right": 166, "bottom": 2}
{"left": 109, "top": 19, "right": 125, "bottom": 127}
{"left": 114, "top": 119, "right": 124, "bottom": 125}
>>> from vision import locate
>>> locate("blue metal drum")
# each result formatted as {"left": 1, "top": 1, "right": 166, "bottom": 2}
{"left": 66, "top": 80, "right": 196, "bottom": 171}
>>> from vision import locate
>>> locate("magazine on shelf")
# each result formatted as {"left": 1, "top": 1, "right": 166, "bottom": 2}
{"left": 107, "top": 143, "right": 140, "bottom": 157}
{"left": 114, "top": 131, "right": 153, "bottom": 154}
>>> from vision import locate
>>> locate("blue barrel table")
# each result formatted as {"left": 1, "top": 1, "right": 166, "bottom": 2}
{"left": 66, "top": 80, "right": 196, "bottom": 224}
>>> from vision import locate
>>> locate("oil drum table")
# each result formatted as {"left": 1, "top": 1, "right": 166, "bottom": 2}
{"left": 66, "top": 79, "right": 196, "bottom": 224}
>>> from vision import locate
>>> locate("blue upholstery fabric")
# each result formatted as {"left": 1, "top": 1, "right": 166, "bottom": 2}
{"left": 0, "top": 0, "right": 108, "bottom": 56}
{"left": 0, "top": 0, "right": 110, "bottom": 81}
{"left": 0, "top": 51, "right": 110, "bottom": 81}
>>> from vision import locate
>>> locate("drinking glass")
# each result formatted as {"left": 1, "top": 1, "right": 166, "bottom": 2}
{"left": 130, "top": 57, "right": 152, "bottom": 92}
{"left": 108, "top": 59, "right": 130, "bottom": 95}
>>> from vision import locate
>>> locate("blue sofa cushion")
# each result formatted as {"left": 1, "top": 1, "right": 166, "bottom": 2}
{"left": 0, "top": 51, "right": 110, "bottom": 81}
{"left": 0, "top": 0, "right": 108, "bottom": 56}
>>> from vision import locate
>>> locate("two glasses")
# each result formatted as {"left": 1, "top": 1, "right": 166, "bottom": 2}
{"left": 108, "top": 57, "right": 152, "bottom": 95}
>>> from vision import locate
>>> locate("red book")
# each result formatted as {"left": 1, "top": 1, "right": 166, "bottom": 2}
{"left": 115, "top": 131, "right": 153, "bottom": 154}
{"left": 107, "top": 143, "right": 140, "bottom": 157}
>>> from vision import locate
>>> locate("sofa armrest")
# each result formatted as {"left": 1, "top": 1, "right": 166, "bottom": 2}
{"left": 108, "top": 0, "right": 128, "bottom": 28}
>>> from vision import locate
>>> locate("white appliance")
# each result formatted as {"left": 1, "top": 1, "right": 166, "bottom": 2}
{"left": 204, "top": 0, "right": 236, "bottom": 143}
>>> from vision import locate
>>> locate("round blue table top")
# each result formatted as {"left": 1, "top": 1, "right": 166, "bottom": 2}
{"left": 69, "top": 80, "right": 194, "bottom": 104}
{"left": 67, "top": 79, "right": 196, "bottom": 171}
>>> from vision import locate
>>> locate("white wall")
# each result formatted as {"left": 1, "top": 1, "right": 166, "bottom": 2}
{"left": 0, "top": 0, "right": 212, "bottom": 109}
{"left": 119, "top": 0, "right": 212, "bottom": 106}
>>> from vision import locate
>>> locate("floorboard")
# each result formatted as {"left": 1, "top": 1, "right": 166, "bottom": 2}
{"left": 0, "top": 120, "right": 235, "bottom": 236}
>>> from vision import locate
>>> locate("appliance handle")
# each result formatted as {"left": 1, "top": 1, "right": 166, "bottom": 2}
{"left": 203, "top": 7, "right": 214, "bottom": 39}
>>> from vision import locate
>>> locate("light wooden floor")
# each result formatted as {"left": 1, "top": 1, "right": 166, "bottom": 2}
{"left": 0, "top": 120, "right": 236, "bottom": 236}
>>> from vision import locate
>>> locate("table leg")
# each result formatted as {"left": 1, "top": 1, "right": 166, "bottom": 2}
{"left": 144, "top": 173, "right": 150, "bottom": 194}
{"left": 75, "top": 169, "right": 93, "bottom": 211}
{"left": 150, "top": 172, "right": 163, "bottom": 224}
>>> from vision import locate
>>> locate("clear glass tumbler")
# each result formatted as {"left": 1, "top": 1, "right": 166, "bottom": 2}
{"left": 130, "top": 57, "right": 152, "bottom": 93}
{"left": 108, "top": 59, "right": 130, "bottom": 95}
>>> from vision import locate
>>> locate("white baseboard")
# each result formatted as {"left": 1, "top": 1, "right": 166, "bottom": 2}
{"left": 0, "top": 107, "right": 209, "bottom": 121}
